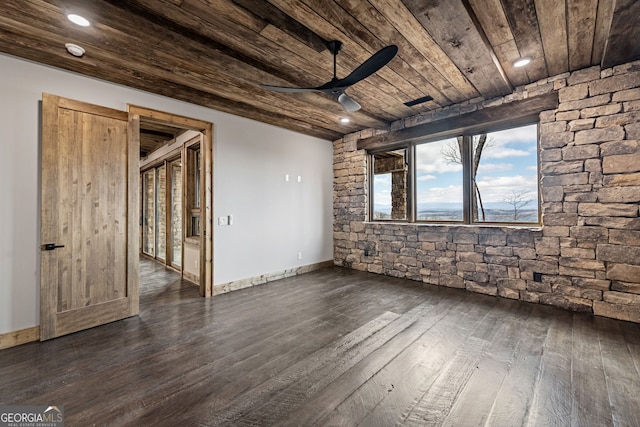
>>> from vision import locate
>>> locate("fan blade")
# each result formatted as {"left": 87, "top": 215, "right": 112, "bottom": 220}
{"left": 260, "top": 84, "right": 319, "bottom": 93}
{"left": 339, "top": 45, "right": 398, "bottom": 87}
{"left": 338, "top": 93, "right": 361, "bottom": 112}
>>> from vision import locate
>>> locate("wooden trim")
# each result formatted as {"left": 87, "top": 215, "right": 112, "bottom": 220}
{"left": 40, "top": 93, "right": 60, "bottom": 341}
{"left": 358, "top": 92, "right": 559, "bottom": 151}
{"left": 164, "top": 159, "right": 171, "bottom": 267}
{"left": 128, "top": 113, "right": 140, "bottom": 315}
{"left": 182, "top": 270, "right": 199, "bottom": 284}
{"left": 128, "top": 105, "right": 207, "bottom": 131}
{"left": 0, "top": 326, "right": 40, "bottom": 350}
{"left": 181, "top": 143, "right": 188, "bottom": 273}
{"left": 129, "top": 105, "right": 214, "bottom": 297}
{"left": 201, "top": 127, "right": 214, "bottom": 297}
{"left": 58, "top": 97, "right": 129, "bottom": 121}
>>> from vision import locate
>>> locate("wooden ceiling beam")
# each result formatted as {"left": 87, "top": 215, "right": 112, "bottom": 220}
{"left": 0, "top": 3, "right": 352, "bottom": 135}
{"left": 333, "top": 0, "right": 463, "bottom": 106}
{"left": 467, "top": 0, "right": 530, "bottom": 87}
{"left": 567, "top": 0, "right": 599, "bottom": 71}
{"left": 257, "top": 24, "right": 408, "bottom": 120}
{"left": 371, "top": 0, "right": 480, "bottom": 99}
{"left": 296, "top": 0, "right": 449, "bottom": 113}
{"left": 357, "top": 91, "right": 559, "bottom": 151}
{"left": 601, "top": 0, "right": 640, "bottom": 69}
{"left": 230, "top": 0, "right": 328, "bottom": 53}
{"left": 266, "top": 0, "right": 423, "bottom": 109}
{"left": 500, "top": 0, "right": 548, "bottom": 81}
{"left": 45, "top": 0, "right": 391, "bottom": 132}
{"left": 136, "top": 0, "right": 403, "bottom": 121}
{"left": 404, "top": 0, "right": 512, "bottom": 97}
{"left": 533, "top": 0, "right": 569, "bottom": 76}
{"left": 0, "top": 26, "right": 341, "bottom": 140}
{"left": 590, "top": 0, "right": 614, "bottom": 66}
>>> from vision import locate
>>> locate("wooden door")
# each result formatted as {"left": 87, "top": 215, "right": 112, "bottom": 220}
{"left": 40, "top": 94, "right": 139, "bottom": 340}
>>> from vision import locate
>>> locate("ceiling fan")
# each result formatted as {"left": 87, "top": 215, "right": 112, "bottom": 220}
{"left": 260, "top": 41, "right": 398, "bottom": 112}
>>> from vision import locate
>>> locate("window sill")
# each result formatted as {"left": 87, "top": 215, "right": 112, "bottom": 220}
{"left": 365, "top": 221, "right": 542, "bottom": 231}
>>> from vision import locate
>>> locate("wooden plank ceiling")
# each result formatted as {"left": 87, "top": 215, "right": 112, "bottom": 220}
{"left": 0, "top": 0, "right": 638, "bottom": 141}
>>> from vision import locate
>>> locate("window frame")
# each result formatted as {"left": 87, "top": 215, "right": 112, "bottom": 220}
{"left": 368, "top": 122, "right": 541, "bottom": 226}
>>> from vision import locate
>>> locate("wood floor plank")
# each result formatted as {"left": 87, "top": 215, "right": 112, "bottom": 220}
{"left": 441, "top": 304, "right": 551, "bottom": 427}
{"left": 207, "top": 295, "right": 455, "bottom": 426}
{"left": 482, "top": 305, "right": 553, "bottom": 427}
{"left": 570, "top": 314, "right": 614, "bottom": 427}
{"left": 325, "top": 294, "right": 497, "bottom": 426}
{"left": 1, "top": 259, "right": 640, "bottom": 426}
{"left": 402, "top": 299, "right": 525, "bottom": 426}
{"left": 525, "top": 310, "right": 574, "bottom": 427}
{"left": 596, "top": 317, "right": 640, "bottom": 427}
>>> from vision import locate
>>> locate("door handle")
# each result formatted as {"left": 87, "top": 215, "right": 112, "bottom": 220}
{"left": 43, "top": 243, "right": 65, "bottom": 251}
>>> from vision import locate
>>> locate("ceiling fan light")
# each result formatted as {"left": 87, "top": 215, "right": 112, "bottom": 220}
{"left": 513, "top": 57, "right": 531, "bottom": 67}
{"left": 67, "top": 14, "right": 90, "bottom": 27}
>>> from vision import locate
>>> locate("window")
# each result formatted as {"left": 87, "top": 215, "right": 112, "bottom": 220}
{"left": 372, "top": 148, "right": 408, "bottom": 220}
{"left": 473, "top": 125, "right": 539, "bottom": 222}
{"left": 369, "top": 123, "right": 539, "bottom": 225}
{"left": 170, "top": 160, "right": 182, "bottom": 267}
{"left": 416, "top": 138, "right": 463, "bottom": 221}
{"left": 187, "top": 145, "right": 201, "bottom": 237}
{"left": 142, "top": 169, "right": 156, "bottom": 255}
{"left": 155, "top": 164, "right": 166, "bottom": 261}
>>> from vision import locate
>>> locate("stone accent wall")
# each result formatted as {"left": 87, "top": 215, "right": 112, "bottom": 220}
{"left": 334, "top": 60, "right": 640, "bottom": 323}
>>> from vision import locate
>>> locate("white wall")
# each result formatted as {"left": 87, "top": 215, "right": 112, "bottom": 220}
{"left": 0, "top": 53, "right": 334, "bottom": 335}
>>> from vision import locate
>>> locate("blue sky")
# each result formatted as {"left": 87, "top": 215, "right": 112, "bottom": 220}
{"left": 374, "top": 124, "right": 539, "bottom": 211}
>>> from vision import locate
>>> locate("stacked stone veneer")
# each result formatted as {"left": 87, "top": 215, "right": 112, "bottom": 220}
{"left": 334, "top": 60, "right": 640, "bottom": 323}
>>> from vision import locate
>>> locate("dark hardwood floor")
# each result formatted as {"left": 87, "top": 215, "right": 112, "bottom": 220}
{"left": 1, "top": 259, "right": 639, "bottom": 426}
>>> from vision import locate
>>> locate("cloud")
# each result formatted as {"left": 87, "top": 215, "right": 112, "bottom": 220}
{"left": 417, "top": 184, "right": 463, "bottom": 203}
{"left": 483, "top": 148, "right": 530, "bottom": 159}
{"left": 475, "top": 175, "right": 539, "bottom": 203}
{"left": 486, "top": 124, "right": 537, "bottom": 146}
{"left": 476, "top": 162, "right": 513, "bottom": 173}
{"left": 417, "top": 174, "right": 437, "bottom": 181}
{"left": 476, "top": 124, "right": 538, "bottom": 160}
{"left": 374, "top": 175, "right": 390, "bottom": 185}
{"left": 415, "top": 138, "right": 464, "bottom": 174}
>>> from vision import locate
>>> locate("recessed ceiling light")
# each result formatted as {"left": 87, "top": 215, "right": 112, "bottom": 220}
{"left": 65, "top": 43, "right": 86, "bottom": 57}
{"left": 513, "top": 57, "right": 531, "bottom": 67}
{"left": 340, "top": 117, "right": 350, "bottom": 123}
{"left": 67, "top": 14, "right": 90, "bottom": 27}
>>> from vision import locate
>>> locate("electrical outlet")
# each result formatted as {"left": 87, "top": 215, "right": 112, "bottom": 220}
{"left": 218, "top": 216, "right": 228, "bottom": 226}
{"left": 297, "top": 252, "right": 302, "bottom": 260}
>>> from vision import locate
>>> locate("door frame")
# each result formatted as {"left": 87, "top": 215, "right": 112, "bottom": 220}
{"left": 129, "top": 105, "right": 214, "bottom": 297}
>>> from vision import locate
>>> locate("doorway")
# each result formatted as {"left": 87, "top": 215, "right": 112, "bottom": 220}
{"left": 139, "top": 129, "right": 204, "bottom": 285}
{"left": 130, "top": 105, "right": 214, "bottom": 297}
{"left": 40, "top": 95, "right": 213, "bottom": 341}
